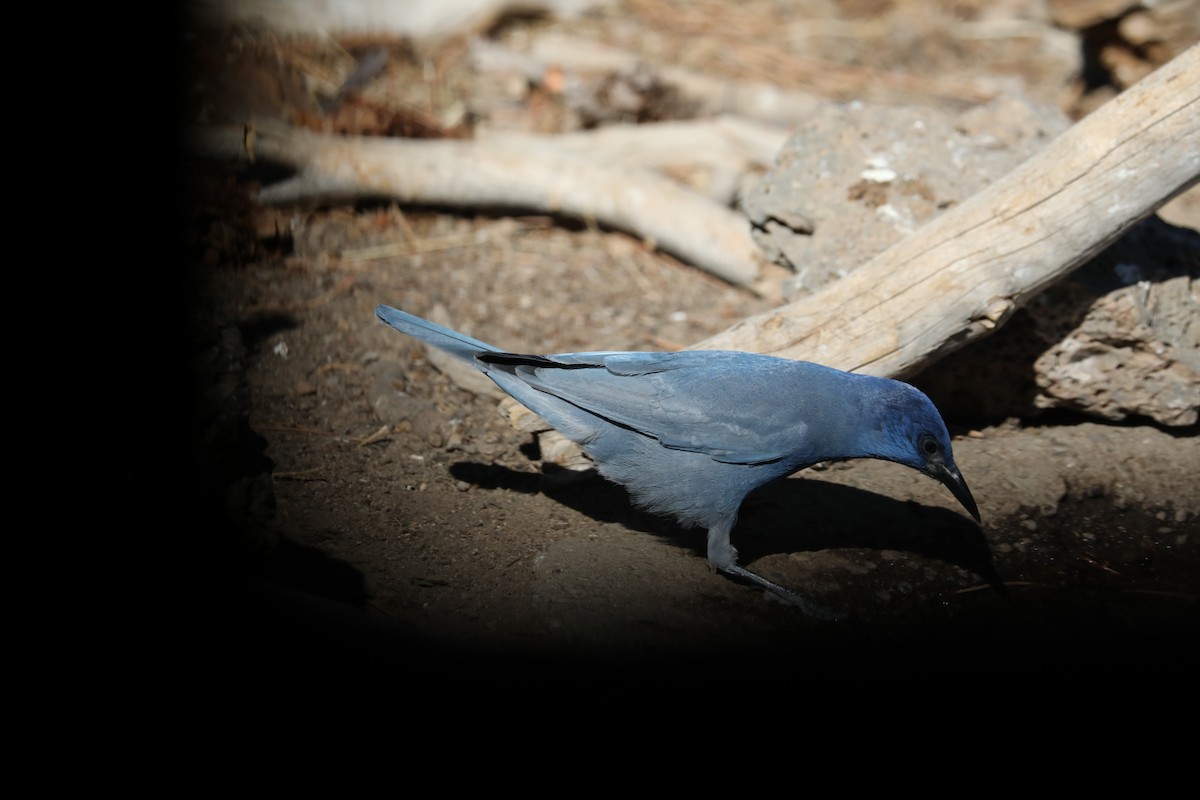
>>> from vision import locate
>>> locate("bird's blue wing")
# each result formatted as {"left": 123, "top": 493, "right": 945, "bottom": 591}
{"left": 496, "top": 350, "right": 839, "bottom": 465}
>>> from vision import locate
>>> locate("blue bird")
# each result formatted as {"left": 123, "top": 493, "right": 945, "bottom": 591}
{"left": 376, "top": 304, "right": 980, "bottom": 614}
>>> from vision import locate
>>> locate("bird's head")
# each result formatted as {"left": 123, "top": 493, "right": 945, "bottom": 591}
{"left": 871, "top": 381, "right": 980, "bottom": 523}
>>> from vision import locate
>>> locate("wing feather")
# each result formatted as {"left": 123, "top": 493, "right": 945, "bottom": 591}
{"left": 494, "top": 350, "right": 845, "bottom": 465}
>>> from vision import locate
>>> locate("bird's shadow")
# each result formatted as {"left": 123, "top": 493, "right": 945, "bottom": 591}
{"left": 448, "top": 461, "right": 1002, "bottom": 593}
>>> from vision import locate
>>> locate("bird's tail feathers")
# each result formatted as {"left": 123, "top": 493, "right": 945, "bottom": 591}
{"left": 375, "top": 304, "right": 498, "bottom": 361}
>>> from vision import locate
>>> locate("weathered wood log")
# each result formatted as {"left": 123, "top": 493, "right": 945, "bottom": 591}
{"left": 512, "top": 32, "right": 999, "bottom": 117}
{"left": 471, "top": 35, "right": 828, "bottom": 126}
{"left": 692, "top": 43, "right": 1200, "bottom": 378}
{"left": 482, "top": 117, "right": 787, "bottom": 201}
{"left": 195, "top": 0, "right": 607, "bottom": 40}
{"left": 190, "top": 119, "right": 775, "bottom": 289}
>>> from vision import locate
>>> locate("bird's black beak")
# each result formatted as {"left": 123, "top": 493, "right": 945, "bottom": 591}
{"left": 935, "top": 463, "right": 981, "bottom": 523}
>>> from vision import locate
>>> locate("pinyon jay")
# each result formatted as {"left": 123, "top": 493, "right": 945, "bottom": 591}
{"left": 376, "top": 304, "right": 980, "bottom": 613}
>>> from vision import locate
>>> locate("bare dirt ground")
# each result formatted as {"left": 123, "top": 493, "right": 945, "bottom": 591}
{"left": 179, "top": 1, "right": 1199, "bottom": 687}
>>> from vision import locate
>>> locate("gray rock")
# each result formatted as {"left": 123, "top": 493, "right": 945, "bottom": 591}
{"left": 743, "top": 94, "right": 1069, "bottom": 296}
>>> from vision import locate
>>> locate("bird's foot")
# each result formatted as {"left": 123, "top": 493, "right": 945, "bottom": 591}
{"left": 721, "top": 564, "right": 846, "bottom": 621}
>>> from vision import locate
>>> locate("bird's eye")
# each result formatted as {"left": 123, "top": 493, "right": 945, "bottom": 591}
{"left": 921, "top": 436, "right": 940, "bottom": 457}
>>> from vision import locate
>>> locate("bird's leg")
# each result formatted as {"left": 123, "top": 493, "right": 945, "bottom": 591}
{"left": 720, "top": 564, "right": 843, "bottom": 619}
{"left": 707, "top": 520, "right": 845, "bottom": 621}
{"left": 705, "top": 518, "right": 741, "bottom": 572}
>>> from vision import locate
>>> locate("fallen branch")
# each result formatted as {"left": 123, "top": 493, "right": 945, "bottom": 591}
{"left": 692, "top": 43, "right": 1200, "bottom": 378}
{"left": 195, "top": 0, "right": 609, "bottom": 40}
{"left": 472, "top": 35, "right": 826, "bottom": 127}
{"left": 190, "top": 118, "right": 776, "bottom": 289}
{"left": 482, "top": 117, "right": 787, "bottom": 203}
{"left": 476, "top": 33, "right": 1002, "bottom": 124}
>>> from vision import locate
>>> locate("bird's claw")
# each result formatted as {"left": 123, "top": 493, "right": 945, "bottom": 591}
{"left": 721, "top": 564, "right": 847, "bottom": 621}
